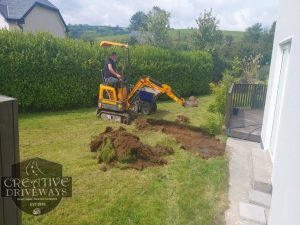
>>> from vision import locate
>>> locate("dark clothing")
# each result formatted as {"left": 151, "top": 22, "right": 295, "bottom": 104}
{"left": 105, "top": 77, "right": 119, "bottom": 89}
{"left": 104, "top": 58, "right": 116, "bottom": 79}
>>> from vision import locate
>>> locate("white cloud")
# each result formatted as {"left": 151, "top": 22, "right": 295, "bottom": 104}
{"left": 51, "top": 0, "right": 279, "bottom": 31}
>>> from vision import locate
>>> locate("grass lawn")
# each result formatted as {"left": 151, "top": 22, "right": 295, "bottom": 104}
{"left": 20, "top": 96, "right": 228, "bottom": 225}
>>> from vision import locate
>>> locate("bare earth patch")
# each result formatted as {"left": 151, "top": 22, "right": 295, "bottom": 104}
{"left": 135, "top": 118, "right": 225, "bottom": 159}
{"left": 90, "top": 127, "right": 174, "bottom": 170}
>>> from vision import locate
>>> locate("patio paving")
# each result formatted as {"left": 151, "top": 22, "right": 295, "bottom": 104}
{"left": 227, "top": 109, "right": 264, "bottom": 143}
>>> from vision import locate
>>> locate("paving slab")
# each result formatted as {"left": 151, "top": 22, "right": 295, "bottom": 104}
{"left": 251, "top": 147, "right": 272, "bottom": 193}
{"left": 228, "top": 109, "right": 264, "bottom": 143}
{"left": 225, "top": 138, "right": 261, "bottom": 225}
{"left": 239, "top": 202, "right": 266, "bottom": 225}
{"left": 249, "top": 189, "right": 271, "bottom": 208}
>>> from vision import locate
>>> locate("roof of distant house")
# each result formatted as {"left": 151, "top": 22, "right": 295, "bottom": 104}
{"left": 0, "top": 0, "right": 67, "bottom": 30}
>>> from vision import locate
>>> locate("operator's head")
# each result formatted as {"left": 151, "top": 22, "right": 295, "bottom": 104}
{"left": 111, "top": 52, "right": 117, "bottom": 62}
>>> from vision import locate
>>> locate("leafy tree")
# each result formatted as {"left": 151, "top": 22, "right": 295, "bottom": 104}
{"left": 269, "top": 21, "right": 276, "bottom": 40}
{"left": 147, "top": 6, "right": 170, "bottom": 47}
{"left": 192, "top": 9, "right": 223, "bottom": 51}
{"left": 259, "top": 21, "right": 276, "bottom": 65}
{"left": 244, "top": 23, "right": 263, "bottom": 43}
{"left": 129, "top": 11, "right": 148, "bottom": 31}
{"left": 225, "top": 35, "right": 234, "bottom": 46}
{"left": 212, "top": 50, "right": 228, "bottom": 82}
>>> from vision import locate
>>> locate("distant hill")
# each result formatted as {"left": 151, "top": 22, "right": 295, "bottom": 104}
{"left": 68, "top": 25, "right": 129, "bottom": 40}
{"left": 68, "top": 25, "right": 245, "bottom": 44}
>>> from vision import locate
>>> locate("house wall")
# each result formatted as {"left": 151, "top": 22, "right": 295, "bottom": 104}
{"left": 0, "top": 14, "right": 8, "bottom": 29}
{"left": 261, "top": 0, "right": 300, "bottom": 224}
{"left": 22, "top": 5, "right": 66, "bottom": 38}
{"left": 7, "top": 22, "right": 21, "bottom": 31}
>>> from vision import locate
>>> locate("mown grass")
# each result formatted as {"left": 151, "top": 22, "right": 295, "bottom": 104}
{"left": 20, "top": 96, "right": 228, "bottom": 225}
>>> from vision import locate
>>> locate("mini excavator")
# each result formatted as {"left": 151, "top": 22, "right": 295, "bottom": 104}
{"left": 96, "top": 41, "right": 186, "bottom": 124}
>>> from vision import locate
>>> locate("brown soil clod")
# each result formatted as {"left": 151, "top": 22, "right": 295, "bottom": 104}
{"left": 135, "top": 118, "right": 225, "bottom": 159}
{"left": 90, "top": 127, "right": 174, "bottom": 170}
{"left": 100, "top": 165, "right": 107, "bottom": 172}
{"left": 176, "top": 115, "right": 190, "bottom": 124}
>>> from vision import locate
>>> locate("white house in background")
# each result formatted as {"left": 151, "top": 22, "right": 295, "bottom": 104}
{"left": 261, "top": 0, "right": 300, "bottom": 224}
{"left": 0, "top": 0, "right": 68, "bottom": 38}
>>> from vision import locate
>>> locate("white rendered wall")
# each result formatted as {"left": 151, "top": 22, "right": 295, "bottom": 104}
{"left": 22, "top": 5, "right": 66, "bottom": 38}
{"left": 0, "top": 14, "right": 8, "bottom": 29}
{"left": 261, "top": 0, "right": 300, "bottom": 224}
{"left": 8, "top": 22, "right": 21, "bottom": 31}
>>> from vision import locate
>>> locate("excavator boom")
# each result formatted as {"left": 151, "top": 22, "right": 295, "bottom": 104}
{"left": 127, "top": 77, "right": 185, "bottom": 107}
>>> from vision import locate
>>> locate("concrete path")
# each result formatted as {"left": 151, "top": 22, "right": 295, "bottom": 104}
{"left": 225, "top": 138, "right": 262, "bottom": 225}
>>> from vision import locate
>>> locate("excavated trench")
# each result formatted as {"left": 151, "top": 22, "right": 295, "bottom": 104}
{"left": 135, "top": 118, "right": 225, "bottom": 159}
{"left": 90, "top": 117, "right": 225, "bottom": 171}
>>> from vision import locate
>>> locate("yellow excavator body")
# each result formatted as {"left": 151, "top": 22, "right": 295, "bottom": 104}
{"left": 97, "top": 77, "right": 185, "bottom": 124}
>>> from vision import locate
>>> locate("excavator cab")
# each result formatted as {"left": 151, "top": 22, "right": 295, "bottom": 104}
{"left": 98, "top": 41, "right": 130, "bottom": 113}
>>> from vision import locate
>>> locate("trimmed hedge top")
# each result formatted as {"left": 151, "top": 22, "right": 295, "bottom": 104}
{"left": 0, "top": 31, "right": 212, "bottom": 112}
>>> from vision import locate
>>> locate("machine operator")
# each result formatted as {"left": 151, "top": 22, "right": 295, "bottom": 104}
{"left": 103, "top": 52, "right": 122, "bottom": 88}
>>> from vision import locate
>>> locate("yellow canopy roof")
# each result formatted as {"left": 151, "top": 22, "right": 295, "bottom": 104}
{"left": 99, "top": 41, "right": 128, "bottom": 48}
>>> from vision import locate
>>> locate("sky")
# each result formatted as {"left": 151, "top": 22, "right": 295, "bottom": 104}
{"left": 51, "top": 0, "right": 279, "bottom": 31}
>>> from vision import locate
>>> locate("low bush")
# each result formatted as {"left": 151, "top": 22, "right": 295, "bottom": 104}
{"left": 208, "top": 73, "right": 235, "bottom": 116}
{"left": 207, "top": 73, "right": 235, "bottom": 134}
{"left": 205, "top": 112, "right": 222, "bottom": 135}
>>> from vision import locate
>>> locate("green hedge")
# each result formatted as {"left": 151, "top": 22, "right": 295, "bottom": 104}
{"left": 0, "top": 31, "right": 212, "bottom": 112}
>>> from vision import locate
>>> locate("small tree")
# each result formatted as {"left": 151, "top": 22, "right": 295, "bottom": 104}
{"left": 229, "top": 57, "right": 242, "bottom": 78}
{"left": 192, "top": 9, "right": 223, "bottom": 51}
{"left": 147, "top": 6, "right": 170, "bottom": 47}
{"left": 129, "top": 11, "right": 148, "bottom": 31}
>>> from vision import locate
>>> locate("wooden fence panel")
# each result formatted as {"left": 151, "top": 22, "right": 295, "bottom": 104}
{"left": 0, "top": 96, "right": 21, "bottom": 225}
{"left": 232, "top": 84, "right": 267, "bottom": 109}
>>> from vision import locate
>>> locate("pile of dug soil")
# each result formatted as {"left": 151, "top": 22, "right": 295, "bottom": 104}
{"left": 176, "top": 115, "right": 190, "bottom": 124}
{"left": 135, "top": 118, "right": 225, "bottom": 159}
{"left": 90, "top": 127, "right": 174, "bottom": 170}
{"left": 185, "top": 96, "right": 199, "bottom": 107}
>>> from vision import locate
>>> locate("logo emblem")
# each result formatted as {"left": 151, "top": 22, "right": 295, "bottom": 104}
{"left": 1, "top": 158, "right": 72, "bottom": 215}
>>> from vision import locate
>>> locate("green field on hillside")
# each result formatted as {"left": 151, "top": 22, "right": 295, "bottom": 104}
{"left": 94, "top": 29, "right": 244, "bottom": 44}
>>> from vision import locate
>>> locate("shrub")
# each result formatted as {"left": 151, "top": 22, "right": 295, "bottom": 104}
{"left": 125, "top": 45, "right": 212, "bottom": 96}
{"left": 207, "top": 73, "right": 235, "bottom": 135}
{"left": 209, "top": 73, "right": 235, "bottom": 116}
{"left": 0, "top": 31, "right": 212, "bottom": 112}
{"left": 205, "top": 112, "right": 222, "bottom": 135}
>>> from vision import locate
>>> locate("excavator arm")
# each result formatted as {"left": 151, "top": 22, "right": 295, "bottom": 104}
{"left": 127, "top": 77, "right": 186, "bottom": 107}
